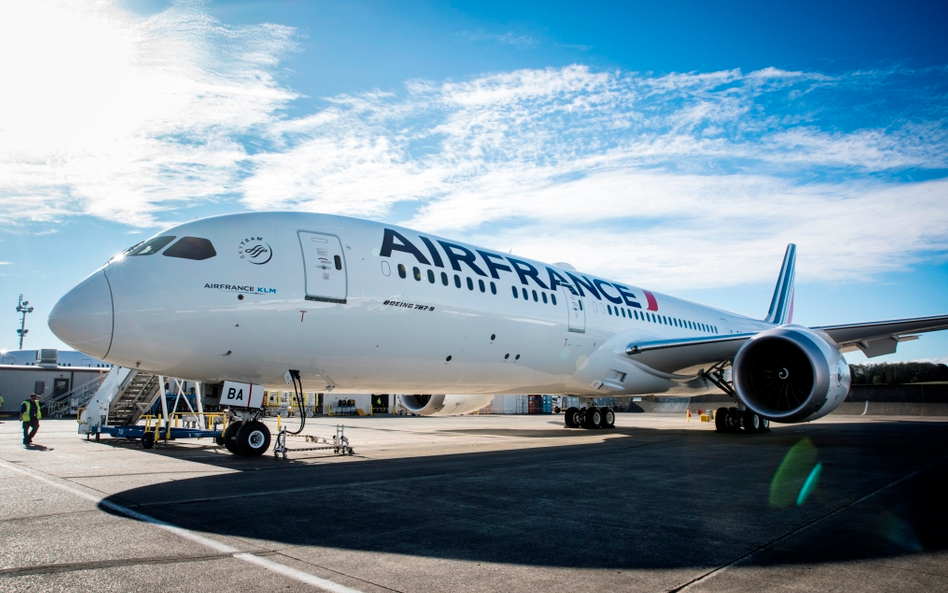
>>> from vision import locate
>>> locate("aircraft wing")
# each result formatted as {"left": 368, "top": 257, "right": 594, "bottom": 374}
{"left": 813, "top": 314, "right": 948, "bottom": 358}
{"left": 625, "top": 314, "right": 948, "bottom": 375}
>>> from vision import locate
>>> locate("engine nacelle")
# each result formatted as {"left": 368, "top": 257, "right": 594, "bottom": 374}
{"left": 733, "top": 326, "right": 851, "bottom": 423}
{"left": 398, "top": 394, "right": 496, "bottom": 416}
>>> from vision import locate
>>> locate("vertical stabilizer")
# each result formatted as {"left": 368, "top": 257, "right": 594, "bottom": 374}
{"left": 765, "top": 244, "right": 796, "bottom": 325}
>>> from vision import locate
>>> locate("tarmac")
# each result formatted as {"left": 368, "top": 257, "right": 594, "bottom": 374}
{"left": 1, "top": 412, "right": 947, "bottom": 592}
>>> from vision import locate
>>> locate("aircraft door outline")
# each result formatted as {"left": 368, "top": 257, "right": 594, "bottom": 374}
{"left": 562, "top": 286, "right": 585, "bottom": 333}
{"left": 298, "top": 231, "right": 348, "bottom": 304}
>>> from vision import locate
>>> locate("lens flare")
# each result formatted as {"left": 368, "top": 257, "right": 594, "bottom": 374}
{"left": 770, "top": 438, "right": 822, "bottom": 508}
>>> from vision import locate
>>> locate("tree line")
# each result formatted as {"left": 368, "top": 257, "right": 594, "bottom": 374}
{"left": 850, "top": 362, "right": 948, "bottom": 385}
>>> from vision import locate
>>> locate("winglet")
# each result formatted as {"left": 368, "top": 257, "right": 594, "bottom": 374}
{"left": 765, "top": 244, "right": 796, "bottom": 325}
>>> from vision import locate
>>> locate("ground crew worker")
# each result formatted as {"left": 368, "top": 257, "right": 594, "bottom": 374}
{"left": 21, "top": 393, "right": 42, "bottom": 446}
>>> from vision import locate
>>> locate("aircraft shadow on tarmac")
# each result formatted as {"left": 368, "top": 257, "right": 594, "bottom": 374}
{"left": 99, "top": 421, "right": 948, "bottom": 570}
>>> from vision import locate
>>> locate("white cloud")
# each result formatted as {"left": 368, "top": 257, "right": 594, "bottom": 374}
{"left": 1, "top": 2, "right": 947, "bottom": 291}
{"left": 0, "top": 0, "right": 297, "bottom": 227}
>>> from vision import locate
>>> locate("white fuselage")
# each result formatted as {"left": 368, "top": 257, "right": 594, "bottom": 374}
{"left": 50, "top": 212, "right": 773, "bottom": 395}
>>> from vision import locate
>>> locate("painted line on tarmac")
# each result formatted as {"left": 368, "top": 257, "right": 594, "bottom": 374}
{"left": 0, "top": 459, "right": 368, "bottom": 593}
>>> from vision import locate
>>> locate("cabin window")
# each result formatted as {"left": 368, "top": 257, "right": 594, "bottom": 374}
{"left": 467, "top": 277, "right": 474, "bottom": 291}
{"left": 413, "top": 267, "right": 422, "bottom": 281}
{"left": 532, "top": 290, "right": 538, "bottom": 302}
{"left": 381, "top": 261, "right": 391, "bottom": 276}
{"left": 127, "top": 236, "right": 175, "bottom": 256}
{"left": 490, "top": 282, "right": 497, "bottom": 295}
{"left": 441, "top": 272, "right": 449, "bottom": 286}
{"left": 427, "top": 269, "right": 436, "bottom": 283}
{"left": 334, "top": 255, "right": 342, "bottom": 270}
{"left": 578, "top": 300, "right": 583, "bottom": 311}
{"left": 478, "top": 279, "right": 486, "bottom": 293}
{"left": 512, "top": 286, "right": 518, "bottom": 298}
{"left": 522, "top": 288, "right": 528, "bottom": 300}
{"left": 163, "top": 237, "right": 216, "bottom": 260}
{"left": 551, "top": 294, "right": 557, "bottom": 306}
{"left": 398, "top": 264, "right": 406, "bottom": 279}
{"left": 541, "top": 292, "right": 548, "bottom": 304}
{"left": 455, "top": 275, "right": 462, "bottom": 288}
{"left": 607, "top": 305, "right": 613, "bottom": 315}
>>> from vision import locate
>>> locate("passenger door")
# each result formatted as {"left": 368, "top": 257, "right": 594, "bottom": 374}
{"left": 298, "top": 231, "right": 347, "bottom": 303}
{"left": 563, "top": 286, "right": 585, "bottom": 333}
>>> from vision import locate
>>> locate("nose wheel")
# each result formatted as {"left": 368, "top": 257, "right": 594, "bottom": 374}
{"left": 220, "top": 419, "right": 272, "bottom": 456}
{"left": 236, "top": 421, "right": 271, "bottom": 456}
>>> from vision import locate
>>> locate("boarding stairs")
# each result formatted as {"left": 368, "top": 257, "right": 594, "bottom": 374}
{"left": 44, "top": 374, "right": 108, "bottom": 416}
{"left": 78, "top": 366, "right": 162, "bottom": 432}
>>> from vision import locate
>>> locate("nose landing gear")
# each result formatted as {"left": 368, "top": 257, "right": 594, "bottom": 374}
{"left": 219, "top": 416, "right": 272, "bottom": 456}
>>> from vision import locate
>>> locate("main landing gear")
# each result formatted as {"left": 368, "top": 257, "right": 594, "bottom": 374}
{"left": 700, "top": 361, "right": 771, "bottom": 435}
{"left": 714, "top": 406, "right": 770, "bottom": 434}
{"left": 564, "top": 403, "right": 616, "bottom": 429}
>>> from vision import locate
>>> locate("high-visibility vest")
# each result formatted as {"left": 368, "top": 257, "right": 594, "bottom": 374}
{"left": 21, "top": 400, "right": 41, "bottom": 422}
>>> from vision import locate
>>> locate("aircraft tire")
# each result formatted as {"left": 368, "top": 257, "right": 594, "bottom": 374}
{"left": 564, "top": 407, "right": 581, "bottom": 428}
{"left": 142, "top": 431, "right": 155, "bottom": 449}
{"left": 743, "top": 409, "right": 763, "bottom": 433}
{"left": 728, "top": 407, "right": 742, "bottom": 432}
{"left": 714, "top": 407, "right": 728, "bottom": 432}
{"left": 237, "top": 421, "right": 271, "bottom": 456}
{"left": 601, "top": 407, "right": 616, "bottom": 428}
{"left": 761, "top": 418, "right": 771, "bottom": 432}
{"left": 583, "top": 406, "right": 602, "bottom": 429}
{"left": 223, "top": 421, "right": 243, "bottom": 454}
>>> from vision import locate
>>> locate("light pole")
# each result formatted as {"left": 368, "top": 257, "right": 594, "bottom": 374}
{"left": 16, "top": 294, "right": 33, "bottom": 349}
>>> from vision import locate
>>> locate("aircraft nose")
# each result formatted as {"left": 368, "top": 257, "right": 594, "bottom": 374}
{"left": 48, "top": 270, "right": 114, "bottom": 359}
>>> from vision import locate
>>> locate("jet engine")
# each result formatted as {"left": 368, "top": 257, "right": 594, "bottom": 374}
{"left": 398, "top": 394, "right": 495, "bottom": 416}
{"left": 733, "top": 326, "right": 851, "bottom": 423}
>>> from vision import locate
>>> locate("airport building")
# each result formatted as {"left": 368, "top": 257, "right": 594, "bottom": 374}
{"left": 0, "top": 349, "right": 111, "bottom": 415}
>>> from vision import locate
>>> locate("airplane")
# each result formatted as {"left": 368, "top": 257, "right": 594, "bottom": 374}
{"left": 48, "top": 212, "right": 948, "bottom": 456}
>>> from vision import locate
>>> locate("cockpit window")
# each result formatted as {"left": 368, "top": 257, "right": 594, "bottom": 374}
{"left": 162, "top": 237, "right": 217, "bottom": 261}
{"left": 127, "top": 236, "right": 176, "bottom": 256}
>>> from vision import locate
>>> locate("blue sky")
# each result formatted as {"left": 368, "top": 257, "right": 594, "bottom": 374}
{"left": 1, "top": 0, "right": 947, "bottom": 364}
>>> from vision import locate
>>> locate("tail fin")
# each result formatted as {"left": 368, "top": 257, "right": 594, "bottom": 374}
{"left": 765, "top": 244, "right": 796, "bottom": 325}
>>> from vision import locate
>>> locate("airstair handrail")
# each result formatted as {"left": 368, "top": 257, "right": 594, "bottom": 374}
{"left": 43, "top": 373, "right": 108, "bottom": 414}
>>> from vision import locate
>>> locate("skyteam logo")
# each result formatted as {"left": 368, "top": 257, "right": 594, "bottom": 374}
{"left": 238, "top": 236, "right": 273, "bottom": 265}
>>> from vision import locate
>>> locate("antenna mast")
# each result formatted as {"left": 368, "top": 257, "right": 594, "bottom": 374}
{"left": 16, "top": 294, "right": 33, "bottom": 349}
